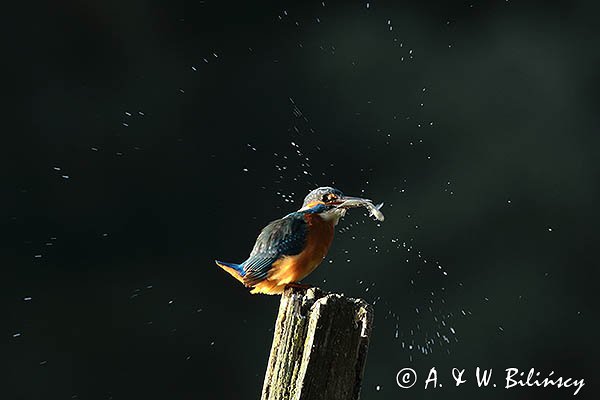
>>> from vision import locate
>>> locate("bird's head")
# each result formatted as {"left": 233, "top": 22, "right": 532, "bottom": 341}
{"left": 299, "top": 186, "right": 373, "bottom": 225}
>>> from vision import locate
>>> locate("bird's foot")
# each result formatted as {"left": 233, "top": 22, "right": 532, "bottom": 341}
{"left": 285, "top": 282, "right": 312, "bottom": 290}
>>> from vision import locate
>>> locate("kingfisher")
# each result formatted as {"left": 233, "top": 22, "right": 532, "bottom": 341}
{"left": 215, "top": 186, "right": 383, "bottom": 295}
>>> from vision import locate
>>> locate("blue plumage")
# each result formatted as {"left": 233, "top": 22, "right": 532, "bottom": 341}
{"left": 214, "top": 260, "right": 245, "bottom": 277}
{"left": 241, "top": 211, "right": 308, "bottom": 286}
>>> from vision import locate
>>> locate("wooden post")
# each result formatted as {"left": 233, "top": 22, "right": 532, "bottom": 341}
{"left": 261, "top": 286, "right": 374, "bottom": 400}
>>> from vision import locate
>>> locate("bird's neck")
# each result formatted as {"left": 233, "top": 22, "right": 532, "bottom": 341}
{"left": 304, "top": 213, "right": 336, "bottom": 251}
{"left": 316, "top": 209, "right": 346, "bottom": 226}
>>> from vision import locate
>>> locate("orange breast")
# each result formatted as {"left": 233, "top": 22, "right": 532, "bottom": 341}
{"left": 250, "top": 214, "right": 335, "bottom": 294}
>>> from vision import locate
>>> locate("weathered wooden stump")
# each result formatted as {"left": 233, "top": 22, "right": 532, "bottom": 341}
{"left": 261, "top": 286, "right": 374, "bottom": 400}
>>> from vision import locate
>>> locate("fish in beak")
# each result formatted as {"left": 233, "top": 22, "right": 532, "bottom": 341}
{"left": 334, "top": 196, "right": 385, "bottom": 221}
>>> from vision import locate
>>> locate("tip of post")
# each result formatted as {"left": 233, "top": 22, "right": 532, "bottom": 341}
{"left": 283, "top": 285, "right": 323, "bottom": 296}
{"left": 281, "top": 286, "right": 372, "bottom": 315}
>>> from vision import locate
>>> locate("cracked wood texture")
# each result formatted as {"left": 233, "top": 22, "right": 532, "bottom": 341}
{"left": 261, "top": 287, "right": 374, "bottom": 400}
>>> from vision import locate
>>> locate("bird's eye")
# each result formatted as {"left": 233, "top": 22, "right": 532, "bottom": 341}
{"left": 323, "top": 193, "right": 337, "bottom": 202}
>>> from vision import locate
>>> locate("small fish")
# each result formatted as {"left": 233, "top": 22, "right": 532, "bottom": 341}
{"left": 367, "top": 202, "right": 385, "bottom": 221}
{"left": 336, "top": 198, "right": 385, "bottom": 221}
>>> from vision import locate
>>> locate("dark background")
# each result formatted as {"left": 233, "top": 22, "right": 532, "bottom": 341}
{"left": 5, "top": 0, "right": 598, "bottom": 399}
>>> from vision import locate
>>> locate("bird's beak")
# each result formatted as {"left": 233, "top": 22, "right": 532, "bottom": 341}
{"left": 333, "top": 196, "right": 373, "bottom": 209}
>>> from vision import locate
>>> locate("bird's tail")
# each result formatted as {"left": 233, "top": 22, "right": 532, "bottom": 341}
{"left": 215, "top": 260, "right": 245, "bottom": 283}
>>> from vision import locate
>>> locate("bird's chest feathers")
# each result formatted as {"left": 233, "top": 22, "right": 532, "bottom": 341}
{"left": 269, "top": 214, "right": 335, "bottom": 283}
{"left": 302, "top": 214, "right": 335, "bottom": 262}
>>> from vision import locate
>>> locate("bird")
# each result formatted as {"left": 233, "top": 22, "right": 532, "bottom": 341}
{"left": 215, "top": 186, "right": 381, "bottom": 295}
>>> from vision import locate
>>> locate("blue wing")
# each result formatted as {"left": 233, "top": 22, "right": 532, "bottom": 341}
{"left": 241, "top": 212, "right": 307, "bottom": 286}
